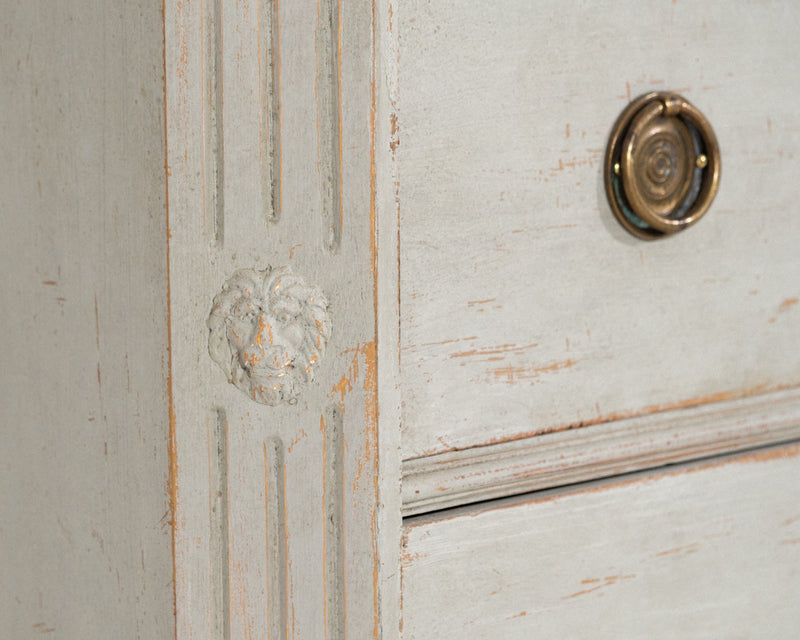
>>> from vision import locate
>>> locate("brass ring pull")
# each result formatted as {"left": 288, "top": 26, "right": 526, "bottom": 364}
{"left": 604, "top": 92, "right": 720, "bottom": 240}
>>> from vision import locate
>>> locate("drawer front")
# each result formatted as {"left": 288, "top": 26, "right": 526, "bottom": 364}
{"left": 402, "top": 445, "right": 800, "bottom": 639}
{"left": 399, "top": 1, "right": 800, "bottom": 460}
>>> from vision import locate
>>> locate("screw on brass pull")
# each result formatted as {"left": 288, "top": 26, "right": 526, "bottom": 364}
{"left": 604, "top": 92, "right": 720, "bottom": 240}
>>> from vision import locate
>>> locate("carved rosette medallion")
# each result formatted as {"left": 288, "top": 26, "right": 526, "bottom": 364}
{"left": 207, "top": 266, "right": 331, "bottom": 406}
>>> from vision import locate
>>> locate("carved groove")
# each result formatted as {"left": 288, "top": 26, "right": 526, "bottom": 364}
{"left": 209, "top": 408, "right": 230, "bottom": 640}
{"left": 263, "top": 437, "right": 287, "bottom": 639}
{"left": 260, "top": 0, "right": 281, "bottom": 224}
{"left": 204, "top": 0, "right": 225, "bottom": 246}
{"left": 316, "top": 0, "right": 342, "bottom": 252}
{"left": 323, "top": 405, "right": 345, "bottom": 639}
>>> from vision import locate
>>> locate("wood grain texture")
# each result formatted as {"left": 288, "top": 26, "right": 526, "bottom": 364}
{"left": 403, "top": 444, "right": 800, "bottom": 639}
{"left": 398, "top": 0, "right": 800, "bottom": 459}
{"left": 403, "top": 387, "right": 800, "bottom": 515}
{"left": 165, "top": 0, "right": 402, "bottom": 637}
{"left": 0, "top": 1, "right": 174, "bottom": 637}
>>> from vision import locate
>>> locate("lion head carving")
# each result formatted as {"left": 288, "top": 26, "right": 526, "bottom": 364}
{"left": 207, "top": 266, "right": 331, "bottom": 406}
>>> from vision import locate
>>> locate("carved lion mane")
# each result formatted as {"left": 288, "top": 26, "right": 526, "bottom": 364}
{"left": 207, "top": 266, "right": 331, "bottom": 406}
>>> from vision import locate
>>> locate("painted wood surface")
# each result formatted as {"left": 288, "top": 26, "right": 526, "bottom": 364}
{"left": 402, "top": 444, "right": 800, "bottom": 639}
{"left": 0, "top": 2, "right": 175, "bottom": 637}
{"left": 6, "top": 2, "right": 799, "bottom": 638}
{"left": 403, "top": 387, "right": 800, "bottom": 515}
{"left": 164, "top": 1, "right": 401, "bottom": 638}
{"left": 398, "top": 1, "right": 800, "bottom": 460}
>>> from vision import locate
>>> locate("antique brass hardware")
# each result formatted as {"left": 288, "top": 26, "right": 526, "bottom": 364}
{"left": 604, "top": 92, "right": 720, "bottom": 240}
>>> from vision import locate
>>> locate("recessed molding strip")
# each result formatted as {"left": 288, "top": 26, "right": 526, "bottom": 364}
{"left": 402, "top": 387, "right": 800, "bottom": 516}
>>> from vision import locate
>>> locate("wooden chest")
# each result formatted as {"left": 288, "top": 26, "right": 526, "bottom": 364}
{"left": 4, "top": 1, "right": 799, "bottom": 638}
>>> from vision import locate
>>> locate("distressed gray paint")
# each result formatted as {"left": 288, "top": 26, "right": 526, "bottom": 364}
{"left": 403, "top": 446, "right": 800, "bottom": 639}
{"left": 398, "top": 0, "right": 800, "bottom": 459}
{"left": 11, "top": 2, "right": 799, "bottom": 638}
{"left": 163, "top": 0, "right": 401, "bottom": 637}
{"left": 0, "top": 2, "right": 174, "bottom": 637}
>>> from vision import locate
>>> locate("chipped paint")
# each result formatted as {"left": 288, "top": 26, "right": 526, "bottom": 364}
{"left": 562, "top": 574, "right": 636, "bottom": 600}
{"left": 466, "top": 298, "right": 496, "bottom": 307}
{"left": 161, "top": 1, "right": 179, "bottom": 634}
{"left": 332, "top": 352, "right": 358, "bottom": 407}
{"left": 348, "top": 343, "right": 379, "bottom": 494}
{"left": 490, "top": 359, "right": 576, "bottom": 384}
{"left": 654, "top": 543, "right": 700, "bottom": 557}
{"left": 389, "top": 112, "right": 399, "bottom": 152}
{"left": 287, "top": 429, "right": 307, "bottom": 453}
{"left": 449, "top": 342, "right": 538, "bottom": 360}
{"left": 410, "top": 335, "right": 478, "bottom": 350}
{"left": 368, "top": 4, "right": 381, "bottom": 632}
{"left": 780, "top": 515, "right": 800, "bottom": 527}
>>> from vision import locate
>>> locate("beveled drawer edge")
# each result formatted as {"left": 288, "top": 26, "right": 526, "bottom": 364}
{"left": 402, "top": 386, "right": 800, "bottom": 516}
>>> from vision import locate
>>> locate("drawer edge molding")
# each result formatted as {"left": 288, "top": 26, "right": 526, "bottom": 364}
{"left": 402, "top": 387, "right": 800, "bottom": 516}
